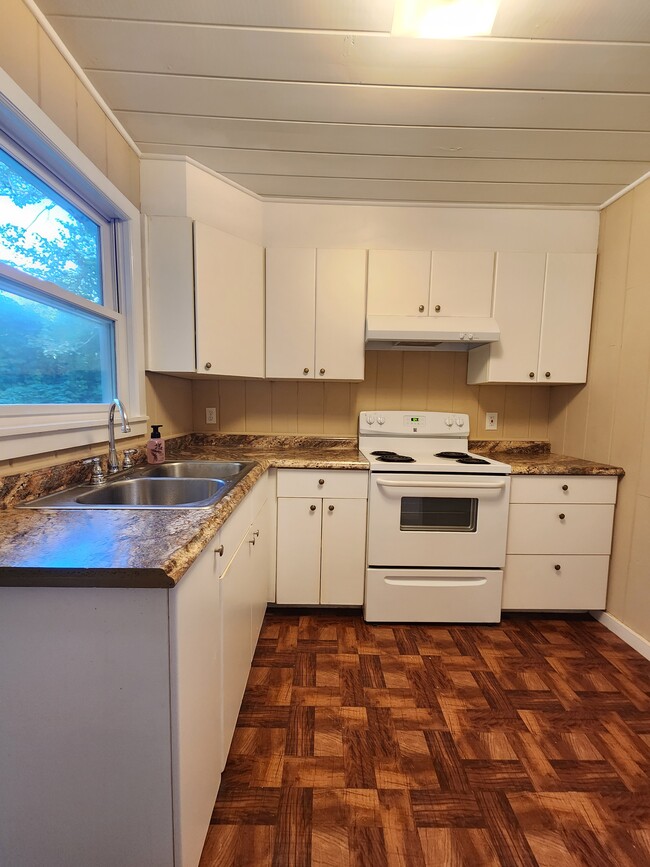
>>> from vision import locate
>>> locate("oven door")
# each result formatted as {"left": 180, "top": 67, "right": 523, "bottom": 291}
{"left": 368, "top": 472, "right": 511, "bottom": 568}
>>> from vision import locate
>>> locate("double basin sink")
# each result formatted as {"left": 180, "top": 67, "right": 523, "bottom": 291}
{"left": 21, "top": 461, "right": 257, "bottom": 510}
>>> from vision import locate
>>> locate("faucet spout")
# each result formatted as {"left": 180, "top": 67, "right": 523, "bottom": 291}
{"left": 108, "top": 398, "right": 131, "bottom": 474}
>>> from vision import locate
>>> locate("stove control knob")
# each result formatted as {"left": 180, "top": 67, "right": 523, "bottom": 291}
{"left": 455, "top": 417, "right": 465, "bottom": 427}
{"left": 377, "top": 416, "right": 385, "bottom": 425}
{"left": 444, "top": 417, "right": 454, "bottom": 427}
{"left": 365, "top": 413, "right": 375, "bottom": 425}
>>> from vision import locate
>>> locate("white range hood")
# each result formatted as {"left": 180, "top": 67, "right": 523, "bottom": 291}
{"left": 365, "top": 315, "right": 501, "bottom": 351}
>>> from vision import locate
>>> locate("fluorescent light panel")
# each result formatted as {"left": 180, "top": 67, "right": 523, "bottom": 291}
{"left": 392, "top": 0, "right": 501, "bottom": 38}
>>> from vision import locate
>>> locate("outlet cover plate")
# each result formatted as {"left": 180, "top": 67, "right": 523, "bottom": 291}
{"left": 205, "top": 407, "right": 217, "bottom": 425}
{"left": 485, "top": 412, "right": 498, "bottom": 431}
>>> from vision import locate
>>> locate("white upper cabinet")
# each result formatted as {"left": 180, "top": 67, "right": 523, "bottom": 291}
{"left": 367, "top": 250, "right": 431, "bottom": 316}
{"left": 266, "top": 248, "right": 367, "bottom": 380}
{"left": 367, "top": 249, "right": 495, "bottom": 318}
{"left": 429, "top": 252, "right": 495, "bottom": 318}
{"left": 145, "top": 216, "right": 265, "bottom": 378}
{"left": 467, "top": 251, "right": 597, "bottom": 384}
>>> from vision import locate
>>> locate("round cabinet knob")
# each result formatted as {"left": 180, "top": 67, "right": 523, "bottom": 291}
{"left": 318, "top": 479, "right": 325, "bottom": 486}
{"left": 559, "top": 513, "right": 566, "bottom": 520}
{"left": 554, "top": 564, "right": 561, "bottom": 571}
{"left": 377, "top": 416, "right": 385, "bottom": 425}
{"left": 328, "top": 505, "right": 335, "bottom": 512}
{"left": 319, "top": 368, "right": 326, "bottom": 376}
{"left": 545, "top": 371, "right": 551, "bottom": 378}
{"left": 215, "top": 545, "right": 224, "bottom": 557}
{"left": 434, "top": 304, "right": 441, "bottom": 313}
{"left": 445, "top": 417, "right": 454, "bottom": 427}
{"left": 562, "top": 484, "right": 569, "bottom": 492}
{"left": 418, "top": 304, "right": 425, "bottom": 312}
{"left": 303, "top": 367, "right": 310, "bottom": 375}
{"left": 309, "top": 504, "right": 317, "bottom": 512}
{"left": 529, "top": 372, "right": 535, "bottom": 379}
{"left": 204, "top": 362, "right": 212, "bottom": 370}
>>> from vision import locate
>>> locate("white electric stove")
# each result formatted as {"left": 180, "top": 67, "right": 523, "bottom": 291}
{"left": 359, "top": 411, "right": 511, "bottom": 623}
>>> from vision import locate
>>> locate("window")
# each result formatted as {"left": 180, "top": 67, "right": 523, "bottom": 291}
{"left": 0, "top": 71, "right": 146, "bottom": 460}
{"left": 0, "top": 145, "right": 118, "bottom": 406}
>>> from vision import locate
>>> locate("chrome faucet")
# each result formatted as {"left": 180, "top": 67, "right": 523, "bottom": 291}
{"left": 107, "top": 398, "right": 131, "bottom": 473}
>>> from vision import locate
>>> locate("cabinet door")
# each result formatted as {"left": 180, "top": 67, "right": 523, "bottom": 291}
{"left": 146, "top": 216, "right": 196, "bottom": 372}
{"left": 220, "top": 535, "right": 253, "bottom": 769}
{"left": 195, "top": 223, "right": 265, "bottom": 377}
{"left": 429, "top": 252, "right": 494, "bottom": 318}
{"left": 537, "top": 253, "right": 597, "bottom": 384}
{"left": 367, "top": 250, "right": 431, "bottom": 316}
{"left": 320, "top": 498, "right": 367, "bottom": 605}
{"left": 250, "top": 497, "right": 273, "bottom": 651}
{"left": 276, "top": 498, "right": 322, "bottom": 603}
{"left": 266, "top": 248, "right": 316, "bottom": 378}
{"left": 483, "top": 252, "right": 546, "bottom": 383}
{"left": 315, "top": 249, "right": 367, "bottom": 380}
{"left": 169, "top": 537, "right": 222, "bottom": 867}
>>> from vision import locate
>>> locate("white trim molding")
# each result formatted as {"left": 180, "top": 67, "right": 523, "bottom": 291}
{"left": 590, "top": 610, "right": 650, "bottom": 663}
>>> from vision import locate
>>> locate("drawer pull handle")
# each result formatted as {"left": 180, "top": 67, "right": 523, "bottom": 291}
{"left": 328, "top": 505, "right": 335, "bottom": 512}
{"left": 562, "top": 484, "right": 569, "bottom": 491}
{"left": 554, "top": 564, "right": 561, "bottom": 571}
{"left": 215, "top": 545, "right": 224, "bottom": 556}
{"left": 318, "top": 478, "right": 325, "bottom": 485}
{"left": 559, "top": 513, "right": 566, "bottom": 520}
{"left": 310, "top": 504, "right": 317, "bottom": 512}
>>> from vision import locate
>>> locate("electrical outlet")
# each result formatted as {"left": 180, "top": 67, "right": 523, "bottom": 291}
{"left": 485, "top": 412, "right": 498, "bottom": 431}
{"left": 205, "top": 407, "right": 217, "bottom": 425}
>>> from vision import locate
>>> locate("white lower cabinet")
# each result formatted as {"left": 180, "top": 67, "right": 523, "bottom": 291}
{"left": 275, "top": 470, "right": 368, "bottom": 605}
{"left": 502, "top": 475, "right": 618, "bottom": 611}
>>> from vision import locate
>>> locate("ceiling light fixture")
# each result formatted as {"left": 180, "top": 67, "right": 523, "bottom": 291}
{"left": 392, "top": 0, "right": 501, "bottom": 39}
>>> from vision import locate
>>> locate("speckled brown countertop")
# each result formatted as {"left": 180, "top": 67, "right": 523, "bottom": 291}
{"left": 0, "top": 435, "right": 623, "bottom": 589}
{"left": 470, "top": 440, "right": 625, "bottom": 476}
{"left": 0, "top": 435, "right": 367, "bottom": 589}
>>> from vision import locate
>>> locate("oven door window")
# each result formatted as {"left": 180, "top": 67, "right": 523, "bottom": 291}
{"left": 400, "top": 496, "right": 478, "bottom": 532}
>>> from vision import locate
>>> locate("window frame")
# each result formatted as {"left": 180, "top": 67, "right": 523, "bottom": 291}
{"left": 0, "top": 69, "right": 147, "bottom": 461}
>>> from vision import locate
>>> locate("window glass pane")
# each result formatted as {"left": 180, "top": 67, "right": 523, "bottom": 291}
{"left": 400, "top": 496, "right": 478, "bottom": 532}
{"left": 0, "top": 284, "right": 115, "bottom": 405}
{"left": 0, "top": 147, "right": 103, "bottom": 303}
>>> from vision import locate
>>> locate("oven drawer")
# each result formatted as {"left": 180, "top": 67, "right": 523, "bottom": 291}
{"left": 364, "top": 568, "right": 502, "bottom": 623}
{"left": 507, "top": 503, "right": 614, "bottom": 554}
{"left": 510, "top": 476, "right": 617, "bottom": 505}
{"left": 502, "top": 555, "right": 609, "bottom": 610}
{"left": 276, "top": 469, "right": 368, "bottom": 499}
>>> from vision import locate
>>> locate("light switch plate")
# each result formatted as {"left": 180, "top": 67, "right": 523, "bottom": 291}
{"left": 485, "top": 412, "right": 498, "bottom": 430}
{"left": 205, "top": 407, "right": 217, "bottom": 425}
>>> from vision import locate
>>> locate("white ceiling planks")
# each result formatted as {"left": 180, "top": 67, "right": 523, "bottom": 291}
{"left": 35, "top": 0, "right": 650, "bottom": 206}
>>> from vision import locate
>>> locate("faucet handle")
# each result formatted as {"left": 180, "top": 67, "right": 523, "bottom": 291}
{"left": 122, "top": 448, "right": 138, "bottom": 469}
{"left": 83, "top": 457, "right": 105, "bottom": 485}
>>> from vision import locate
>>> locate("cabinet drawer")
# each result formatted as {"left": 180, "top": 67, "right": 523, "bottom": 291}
{"left": 503, "top": 555, "right": 609, "bottom": 610}
{"left": 510, "top": 475, "right": 617, "bottom": 504}
{"left": 276, "top": 469, "right": 368, "bottom": 499}
{"left": 507, "top": 503, "right": 614, "bottom": 554}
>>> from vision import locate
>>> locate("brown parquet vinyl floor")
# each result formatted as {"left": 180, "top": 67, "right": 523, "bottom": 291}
{"left": 199, "top": 611, "right": 650, "bottom": 867}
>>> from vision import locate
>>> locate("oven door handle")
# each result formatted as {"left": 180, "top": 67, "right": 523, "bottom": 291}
{"left": 376, "top": 479, "right": 507, "bottom": 490}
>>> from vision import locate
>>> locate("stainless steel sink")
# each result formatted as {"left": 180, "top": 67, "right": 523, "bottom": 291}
{"left": 19, "top": 459, "right": 257, "bottom": 509}
{"left": 142, "top": 460, "right": 255, "bottom": 480}
{"left": 76, "top": 478, "right": 227, "bottom": 508}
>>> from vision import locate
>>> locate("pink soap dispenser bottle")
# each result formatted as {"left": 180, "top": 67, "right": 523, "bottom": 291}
{"left": 146, "top": 424, "right": 165, "bottom": 464}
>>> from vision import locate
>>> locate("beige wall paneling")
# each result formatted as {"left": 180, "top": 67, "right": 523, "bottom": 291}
{"left": 626, "top": 180, "right": 650, "bottom": 292}
{"left": 529, "top": 388, "right": 551, "bottom": 441}
{"left": 245, "top": 381, "right": 272, "bottom": 433}
{"left": 478, "top": 384, "right": 506, "bottom": 439}
{"left": 219, "top": 381, "right": 246, "bottom": 433}
{"left": 503, "top": 387, "right": 531, "bottom": 439}
{"left": 323, "top": 383, "right": 352, "bottom": 436}
{"left": 192, "top": 380, "right": 221, "bottom": 432}
{"left": 560, "top": 385, "right": 589, "bottom": 459}
{"left": 620, "top": 494, "right": 650, "bottom": 639}
{"left": 75, "top": 79, "right": 108, "bottom": 175}
{"left": 451, "top": 355, "right": 480, "bottom": 434}
{"left": 271, "top": 381, "right": 298, "bottom": 433}
{"left": 425, "top": 353, "right": 455, "bottom": 411}
{"left": 375, "top": 351, "right": 405, "bottom": 410}
{"left": 145, "top": 373, "right": 193, "bottom": 437}
{"left": 351, "top": 350, "right": 379, "bottom": 420}
{"left": 38, "top": 31, "right": 77, "bottom": 144}
{"left": 106, "top": 120, "right": 140, "bottom": 205}
{"left": 0, "top": 0, "right": 39, "bottom": 102}
{"left": 401, "top": 353, "right": 430, "bottom": 411}
{"left": 297, "top": 382, "right": 325, "bottom": 435}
